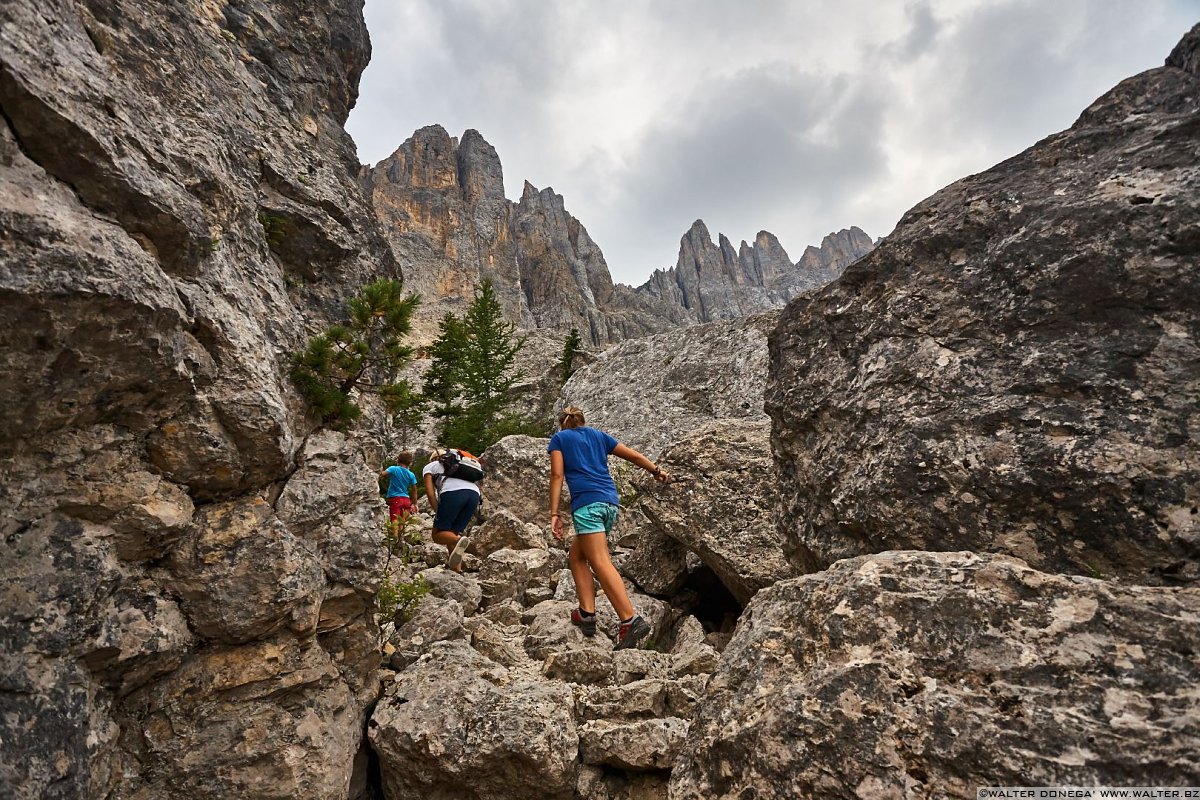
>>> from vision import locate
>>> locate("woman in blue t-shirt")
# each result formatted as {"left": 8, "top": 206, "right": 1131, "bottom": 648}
{"left": 548, "top": 406, "right": 670, "bottom": 649}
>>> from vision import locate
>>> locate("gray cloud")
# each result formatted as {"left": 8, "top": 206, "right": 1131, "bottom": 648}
{"left": 601, "top": 66, "right": 890, "bottom": 270}
{"left": 348, "top": 0, "right": 1198, "bottom": 285}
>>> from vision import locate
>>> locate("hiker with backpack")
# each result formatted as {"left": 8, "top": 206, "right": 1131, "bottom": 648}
{"left": 548, "top": 406, "right": 670, "bottom": 649}
{"left": 423, "top": 448, "right": 484, "bottom": 572}
{"left": 380, "top": 451, "right": 418, "bottom": 521}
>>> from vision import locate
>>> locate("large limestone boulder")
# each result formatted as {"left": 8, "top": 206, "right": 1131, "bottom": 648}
{"left": 387, "top": 595, "right": 467, "bottom": 669}
{"left": 167, "top": 497, "right": 325, "bottom": 645}
{"left": 468, "top": 507, "right": 548, "bottom": 556}
{"left": 620, "top": 526, "right": 690, "bottom": 597}
{"left": 671, "top": 551, "right": 1200, "bottom": 798}
{"left": 639, "top": 418, "right": 792, "bottom": 605}
{"left": 561, "top": 312, "right": 776, "bottom": 458}
{"left": 579, "top": 718, "right": 689, "bottom": 770}
{"left": 768, "top": 27, "right": 1200, "bottom": 582}
{"left": 370, "top": 641, "right": 579, "bottom": 800}
{"left": 480, "top": 435, "right": 569, "bottom": 525}
{"left": 0, "top": 0, "right": 393, "bottom": 795}
{"left": 123, "top": 636, "right": 369, "bottom": 800}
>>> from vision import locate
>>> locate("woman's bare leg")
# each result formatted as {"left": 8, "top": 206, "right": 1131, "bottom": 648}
{"left": 574, "top": 532, "right": 634, "bottom": 620}
{"left": 568, "top": 536, "right": 597, "bottom": 612}
{"left": 431, "top": 529, "right": 463, "bottom": 571}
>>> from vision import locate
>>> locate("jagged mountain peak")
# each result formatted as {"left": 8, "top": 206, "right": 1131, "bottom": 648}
{"left": 365, "top": 126, "right": 873, "bottom": 340}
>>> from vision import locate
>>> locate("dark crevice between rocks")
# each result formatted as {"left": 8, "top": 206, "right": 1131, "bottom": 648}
{"left": 673, "top": 564, "right": 743, "bottom": 634}
{"left": 358, "top": 697, "right": 385, "bottom": 800}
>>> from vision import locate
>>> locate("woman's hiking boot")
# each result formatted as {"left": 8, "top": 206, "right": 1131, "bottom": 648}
{"left": 571, "top": 608, "right": 596, "bottom": 637}
{"left": 615, "top": 615, "right": 650, "bottom": 650}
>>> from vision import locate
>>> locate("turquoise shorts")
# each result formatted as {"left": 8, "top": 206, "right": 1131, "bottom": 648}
{"left": 572, "top": 502, "right": 618, "bottom": 535}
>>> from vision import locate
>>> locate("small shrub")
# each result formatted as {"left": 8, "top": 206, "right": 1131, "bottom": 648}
{"left": 376, "top": 514, "right": 430, "bottom": 624}
{"left": 289, "top": 278, "right": 420, "bottom": 428}
{"left": 258, "top": 211, "right": 288, "bottom": 249}
{"left": 377, "top": 574, "right": 429, "bottom": 624}
{"left": 557, "top": 327, "right": 582, "bottom": 386}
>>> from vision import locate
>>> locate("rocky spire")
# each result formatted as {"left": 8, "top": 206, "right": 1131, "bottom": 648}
{"left": 363, "top": 131, "right": 874, "bottom": 339}
{"left": 635, "top": 221, "right": 874, "bottom": 324}
{"left": 361, "top": 126, "right": 532, "bottom": 339}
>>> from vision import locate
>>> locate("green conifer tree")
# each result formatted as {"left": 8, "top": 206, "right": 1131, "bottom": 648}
{"left": 424, "top": 279, "right": 528, "bottom": 452}
{"left": 557, "top": 327, "right": 582, "bottom": 386}
{"left": 290, "top": 279, "right": 419, "bottom": 427}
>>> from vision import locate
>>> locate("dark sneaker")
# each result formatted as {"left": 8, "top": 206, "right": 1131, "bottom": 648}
{"left": 571, "top": 608, "right": 597, "bottom": 637}
{"left": 448, "top": 536, "right": 470, "bottom": 570}
{"left": 615, "top": 615, "right": 651, "bottom": 650}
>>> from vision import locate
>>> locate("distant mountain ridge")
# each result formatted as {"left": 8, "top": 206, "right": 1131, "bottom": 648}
{"left": 360, "top": 125, "right": 873, "bottom": 344}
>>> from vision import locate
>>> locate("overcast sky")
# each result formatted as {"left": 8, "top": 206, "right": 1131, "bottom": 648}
{"left": 346, "top": 1, "right": 1198, "bottom": 286}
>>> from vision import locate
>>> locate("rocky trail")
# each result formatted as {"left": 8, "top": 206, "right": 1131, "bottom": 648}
{"left": 1, "top": 0, "right": 1198, "bottom": 798}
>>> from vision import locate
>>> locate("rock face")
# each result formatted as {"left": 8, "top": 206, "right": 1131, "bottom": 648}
{"left": 638, "top": 419, "right": 792, "bottom": 605}
{"left": 561, "top": 312, "right": 777, "bottom": 458}
{"left": 638, "top": 222, "right": 874, "bottom": 324}
{"left": 768, "top": 26, "right": 1200, "bottom": 583}
{"left": 358, "top": 125, "right": 534, "bottom": 342}
{"left": 0, "top": 1, "right": 391, "bottom": 797}
{"left": 670, "top": 551, "right": 1200, "bottom": 798}
{"left": 362, "top": 126, "right": 872, "bottom": 345}
{"left": 361, "top": 127, "right": 668, "bottom": 345}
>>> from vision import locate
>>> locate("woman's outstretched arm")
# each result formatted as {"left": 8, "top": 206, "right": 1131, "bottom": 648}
{"left": 611, "top": 443, "right": 671, "bottom": 483}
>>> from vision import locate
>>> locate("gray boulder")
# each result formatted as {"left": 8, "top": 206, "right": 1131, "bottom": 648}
{"left": 640, "top": 418, "right": 792, "bottom": 605}
{"left": 543, "top": 648, "right": 615, "bottom": 685}
{"left": 168, "top": 498, "right": 324, "bottom": 644}
{"left": 480, "top": 435, "right": 568, "bottom": 525}
{"left": 124, "top": 636, "right": 369, "bottom": 800}
{"left": 467, "top": 617, "right": 534, "bottom": 670}
{"left": 522, "top": 600, "right": 612, "bottom": 661}
{"left": 469, "top": 507, "right": 548, "bottom": 556}
{"left": 418, "top": 566, "right": 484, "bottom": 615}
{"left": 580, "top": 718, "right": 689, "bottom": 771}
{"left": 768, "top": 26, "right": 1200, "bottom": 583}
{"left": 621, "top": 526, "right": 690, "bottom": 597}
{"left": 670, "top": 550, "right": 1200, "bottom": 798}
{"left": 0, "top": 0, "right": 393, "bottom": 793}
{"left": 578, "top": 676, "right": 707, "bottom": 722}
{"left": 387, "top": 595, "right": 467, "bottom": 669}
{"left": 370, "top": 641, "right": 579, "bottom": 800}
{"left": 479, "top": 547, "right": 554, "bottom": 607}
{"left": 575, "top": 766, "right": 670, "bottom": 800}
{"left": 561, "top": 312, "right": 777, "bottom": 459}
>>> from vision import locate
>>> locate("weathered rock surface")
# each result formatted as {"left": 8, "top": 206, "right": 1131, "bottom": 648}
{"left": 363, "top": 125, "right": 872, "bottom": 346}
{"left": 469, "top": 507, "right": 548, "bottom": 555}
{"left": 121, "top": 635, "right": 374, "bottom": 800}
{"left": 387, "top": 595, "right": 467, "bottom": 669}
{"left": 640, "top": 419, "right": 792, "bottom": 605}
{"left": 671, "top": 550, "right": 1200, "bottom": 798}
{"left": 0, "top": 0, "right": 392, "bottom": 796}
{"left": 638, "top": 222, "right": 874, "bottom": 325}
{"left": 480, "top": 434, "right": 570, "bottom": 524}
{"left": 561, "top": 311, "right": 776, "bottom": 458}
{"left": 580, "top": 717, "right": 689, "bottom": 770}
{"left": 370, "top": 641, "right": 580, "bottom": 800}
{"left": 621, "top": 525, "right": 691, "bottom": 597}
{"left": 769, "top": 26, "right": 1200, "bottom": 582}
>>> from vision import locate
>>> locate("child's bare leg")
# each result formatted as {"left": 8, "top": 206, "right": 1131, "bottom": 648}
{"left": 574, "top": 532, "right": 634, "bottom": 620}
